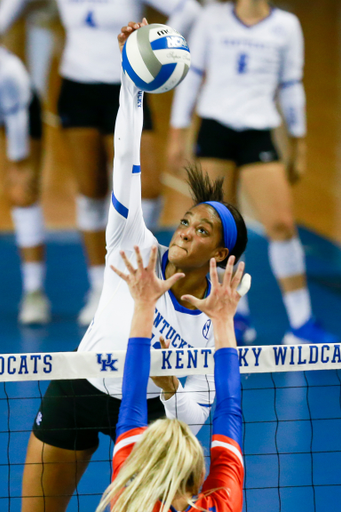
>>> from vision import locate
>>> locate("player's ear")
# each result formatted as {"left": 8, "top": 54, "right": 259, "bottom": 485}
{"left": 213, "top": 247, "right": 229, "bottom": 263}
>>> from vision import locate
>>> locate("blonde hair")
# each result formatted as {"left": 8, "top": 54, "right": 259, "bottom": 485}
{"left": 96, "top": 418, "right": 205, "bottom": 512}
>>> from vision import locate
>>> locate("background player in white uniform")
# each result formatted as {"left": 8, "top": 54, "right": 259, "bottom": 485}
{"left": 21, "top": 19, "right": 248, "bottom": 511}
{"left": 0, "top": 0, "right": 58, "bottom": 99}
{"left": 53, "top": 0, "right": 202, "bottom": 326}
{"left": 0, "top": 45, "right": 49, "bottom": 324}
{"left": 96, "top": 247, "right": 247, "bottom": 512}
{"left": 168, "top": 0, "right": 339, "bottom": 345}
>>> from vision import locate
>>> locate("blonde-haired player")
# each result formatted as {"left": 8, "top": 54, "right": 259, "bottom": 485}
{"left": 97, "top": 246, "right": 249, "bottom": 512}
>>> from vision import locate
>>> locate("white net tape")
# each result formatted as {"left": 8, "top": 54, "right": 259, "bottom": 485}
{"left": 1, "top": 343, "right": 341, "bottom": 382}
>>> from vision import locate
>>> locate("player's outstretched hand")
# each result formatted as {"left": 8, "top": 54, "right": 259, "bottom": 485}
{"left": 181, "top": 256, "right": 251, "bottom": 322}
{"left": 118, "top": 18, "right": 148, "bottom": 53}
{"left": 111, "top": 245, "right": 184, "bottom": 307}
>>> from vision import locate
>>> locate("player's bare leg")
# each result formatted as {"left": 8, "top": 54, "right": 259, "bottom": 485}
{"left": 6, "top": 137, "right": 50, "bottom": 324}
{"left": 21, "top": 433, "right": 96, "bottom": 512}
{"left": 240, "top": 160, "right": 304, "bottom": 290}
{"left": 63, "top": 128, "right": 108, "bottom": 325}
{"left": 240, "top": 160, "right": 338, "bottom": 343}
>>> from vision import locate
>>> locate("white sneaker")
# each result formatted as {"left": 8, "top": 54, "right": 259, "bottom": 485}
{"left": 19, "top": 291, "right": 51, "bottom": 325}
{"left": 78, "top": 288, "right": 101, "bottom": 327}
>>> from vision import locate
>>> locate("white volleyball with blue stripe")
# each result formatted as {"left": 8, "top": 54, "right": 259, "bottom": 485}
{"left": 122, "top": 24, "right": 191, "bottom": 94}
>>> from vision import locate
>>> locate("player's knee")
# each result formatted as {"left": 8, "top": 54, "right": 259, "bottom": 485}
{"left": 266, "top": 216, "right": 296, "bottom": 241}
{"left": 7, "top": 180, "right": 39, "bottom": 207}
{"left": 76, "top": 194, "right": 108, "bottom": 231}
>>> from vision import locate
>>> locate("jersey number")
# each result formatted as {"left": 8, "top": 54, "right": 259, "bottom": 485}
{"left": 85, "top": 11, "right": 96, "bottom": 28}
{"left": 237, "top": 53, "right": 249, "bottom": 74}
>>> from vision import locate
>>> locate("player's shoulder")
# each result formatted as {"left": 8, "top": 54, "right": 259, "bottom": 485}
{"left": 271, "top": 6, "right": 302, "bottom": 30}
{"left": 114, "top": 427, "right": 147, "bottom": 455}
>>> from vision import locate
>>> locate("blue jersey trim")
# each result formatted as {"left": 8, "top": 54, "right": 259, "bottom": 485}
{"left": 280, "top": 79, "right": 302, "bottom": 89}
{"left": 161, "top": 251, "right": 211, "bottom": 316}
{"left": 232, "top": 6, "right": 275, "bottom": 28}
{"left": 111, "top": 191, "right": 129, "bottom": 219}
{"left": 190, "top": 66, "right": 204, "bottom": 77}
{"left": 132, "top": 165, "right": 141, "bottom": 174}
{"left": 197, "top": 402, "right": 211, "bottom": 408}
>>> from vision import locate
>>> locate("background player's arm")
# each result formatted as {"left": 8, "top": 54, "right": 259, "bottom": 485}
{"left": 0, "top": 71, "right": 39, "bottom": 205}
{"left": 168, "top": 9, "right": 208, "bottom": 172}
{"left": 146, "top": 0, "right": 201, "bottom": 40}
{"left": 278, "top": 16, "right": 307, "bottom": 184}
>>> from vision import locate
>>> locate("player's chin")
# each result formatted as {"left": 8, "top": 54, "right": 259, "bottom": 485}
{"left": 168, "top": 245, "right": 188, "bottom": 265}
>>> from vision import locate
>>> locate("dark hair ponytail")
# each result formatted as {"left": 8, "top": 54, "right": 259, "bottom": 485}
{"left": 185, "top": 164, "right": 248, "bottom": 266}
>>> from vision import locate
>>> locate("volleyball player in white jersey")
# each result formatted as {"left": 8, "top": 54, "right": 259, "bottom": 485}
{"left": 0, "top": 45, "right": 49, "bottom": 323}
{"left": 0, "top": 0, "right": 58, "bottom": 99}
{"left": 169, "top": 0, "right": 339, "bottom": 346}
{"left": 51, "top": 0, "right": 201, "bottom": 326}
{"left": 21, "top": 20, "right": 248, "bottom": 512}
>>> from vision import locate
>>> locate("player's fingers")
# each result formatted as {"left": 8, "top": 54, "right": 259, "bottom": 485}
{"left": 237, "top": 273, "right": 251, "bottom": 297}
{"left": 147, "top": 245, "right": 158, "bottom": 272}
{"left": 142, "top": 17, "right": 148, "bottom": 26}
{"left": 134, "top": 246, "right": 144, "bottom": 271}
{"left": 222, "top": 255, "right": 235, "bottom": 287}
{"left": 181, "top": 294, "right": 200, "bottom": 309}
{"left": 209, "top": 258, "right": 219, "bottom": 289}
{"left": 159, "top": 336, "right": 170, "bottom": 349}
{"left": 110, "top": 265, "right": 128, "bottom": 282}
{"left": 120, "top": 251, "right": 136, "bottom": 274}
{"left": 231, "top": 261, "right": 245, "bottom": 291}
{"left": 164, "top": 272, "right": 185, "bottom": 291}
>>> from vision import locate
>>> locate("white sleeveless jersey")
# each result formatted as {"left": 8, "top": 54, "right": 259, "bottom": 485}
{"left": 55, "top": 0, "right": 201, "bottom": 83}
{"left": 0, "top": 47, "right": 31, "bottom": 161}
{"left": 78, "top": 72, "right": 215, "bottom": 421}
{"left": 171, "top": 2, "right": 306, "bottom": 136}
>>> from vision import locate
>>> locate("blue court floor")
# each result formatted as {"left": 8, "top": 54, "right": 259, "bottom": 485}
{"left": 0, "top": 225, "right": 341, "bottom": 511}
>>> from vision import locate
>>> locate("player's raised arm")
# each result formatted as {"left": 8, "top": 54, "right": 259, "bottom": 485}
{"left": 183, "top": 257, "right": 250, "bottom": 508}
{"left": 106, "top": 20, "right": 152, "bottom": 250}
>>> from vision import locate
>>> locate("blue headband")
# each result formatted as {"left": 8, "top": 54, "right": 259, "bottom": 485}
{"left": 202, "top": 201, "right": 238, "bottom": 252}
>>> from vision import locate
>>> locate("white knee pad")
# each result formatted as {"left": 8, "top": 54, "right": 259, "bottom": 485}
{"left": 268, "top": 237, "right": 306, "bottom": 279}
{"left": 76, "top": 195, "right": 108, "bottom": 232}
{"left": 11, "top": 203, "right": 45, "bottom": 248}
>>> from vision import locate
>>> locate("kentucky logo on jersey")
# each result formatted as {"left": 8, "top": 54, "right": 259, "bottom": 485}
{"left": 202, "top": 319, "right": 212, "bottom": 340}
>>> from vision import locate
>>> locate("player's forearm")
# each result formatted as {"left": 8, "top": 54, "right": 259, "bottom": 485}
{"left": 213, "top": 348, "right": 242, "bottom": 447}
{"left": 130, "top": 303, "right": 156, "bottom": 339}
{"left": 212, "top": 317, "right": 237, "bottom": 350}
{"left": 170, "top": 68, "right": 203, "bottom": 128}
{"left": 112, "top": 71, "right": 143, "bottom": 209}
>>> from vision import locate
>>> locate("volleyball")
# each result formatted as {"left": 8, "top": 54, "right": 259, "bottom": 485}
{"left": 122, "top": 24, "right": 191, "bottom": 94}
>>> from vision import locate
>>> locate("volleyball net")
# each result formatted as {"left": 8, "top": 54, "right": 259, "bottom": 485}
{"left": 1, "top": 344, "right": 341, "bottom": 511}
